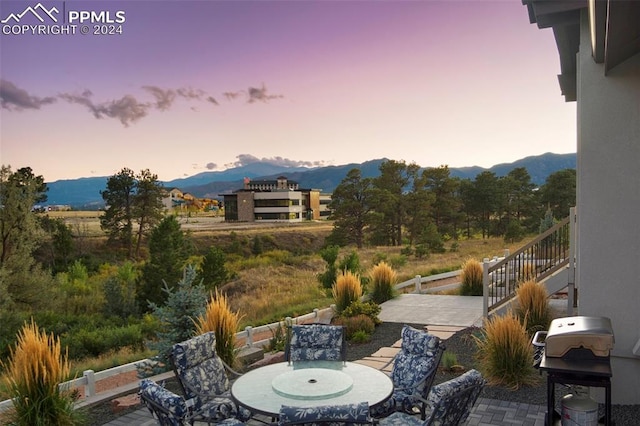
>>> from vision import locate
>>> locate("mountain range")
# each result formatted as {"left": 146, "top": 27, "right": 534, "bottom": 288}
{"left": 45, "top": 152, "right": 576, "bottom": 209}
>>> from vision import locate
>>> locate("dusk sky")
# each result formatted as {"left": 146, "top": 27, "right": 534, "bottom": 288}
{"left": 0, "top": 0, "right": 576, "bottom": 183}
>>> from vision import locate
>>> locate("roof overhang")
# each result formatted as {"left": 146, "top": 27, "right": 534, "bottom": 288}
{"left": 523, "top": 0, "right": 640, "bottom": 102}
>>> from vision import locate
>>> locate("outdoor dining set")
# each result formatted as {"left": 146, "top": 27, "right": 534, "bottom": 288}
{"left": 138, "top": 324, "right": 486, "bottom": 426}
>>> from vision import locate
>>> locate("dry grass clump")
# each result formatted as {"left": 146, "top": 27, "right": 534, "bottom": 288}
{"left": 332, "top": 270, "right": 363, "bottom": 313}
{"left": 515, "top": 279, "right": 552, "bottom": 335}
{"left": 459, "top": 258, "right": 483, "bottom": 296}
{"left": 195, "top": 289, "right": 243, "bottom": 368}
{"left": 474, "top": 312, "right": 538, "bottom": 390}
{"left": 369, "top": 261, "right": 397, "bottom": 304}
{"left": 1, "top": 320, "right": 81, "bottom": 425}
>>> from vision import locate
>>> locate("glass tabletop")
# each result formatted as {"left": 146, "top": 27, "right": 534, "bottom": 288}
{"left": 231, "top": 361, "right": 393, "bottom": 417}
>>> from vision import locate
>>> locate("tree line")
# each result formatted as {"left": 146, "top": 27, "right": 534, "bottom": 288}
{"left": 327, "top": 160, "right": 576, "bottom": 250}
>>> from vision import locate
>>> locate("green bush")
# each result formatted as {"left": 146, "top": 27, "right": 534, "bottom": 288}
{"left": 350, "top": 330, "right": 371, "bottom": 344}
{"left": 389, "top": 255, "right": 407, "bottom": 269}
{"left": 340, "top": 300, "right": 381, "bottom": 325}
{"left": 63, "top": 324, "right": 144, "bottom": 359}
{"left": 441, "top": 351, "right": 459, "bottom": 371}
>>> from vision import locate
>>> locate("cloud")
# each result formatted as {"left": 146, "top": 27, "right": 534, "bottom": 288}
{"left": 223, "top": 91, "right": 242, "bottom": 101}
{"left": 176, "top": 87, "right": 205, "bottom": 100}
{"left": 0, "top": 79, "right": 57, "bottom": 110}
{"left": 59, "top": 91, "right": 151, "bottom": 127}
{"left": 230, "top": 154, "right": 325, "bottom": 168}
{"left": 3, "top": 79, "right": 283, "bottom": 125}
{"left": 247, "top": 84, "right": 284, "bottom": 103}
{"left": 142, "top": 86, "right": 176, "bottom": 110}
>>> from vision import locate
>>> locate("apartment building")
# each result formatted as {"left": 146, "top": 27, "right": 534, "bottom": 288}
{"left": 221, "top": 176, "right": 327, "bottom": 222}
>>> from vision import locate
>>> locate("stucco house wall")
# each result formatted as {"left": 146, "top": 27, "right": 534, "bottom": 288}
{"left": 575, "top": 12, "right": 640, "bottom": 404}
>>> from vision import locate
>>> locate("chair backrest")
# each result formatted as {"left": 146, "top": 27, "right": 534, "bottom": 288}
{"left": 139, "top": 378, "right": 188, "bottom": 426}
{"left": 171, "top": 332, "right": 230, "bottom": 402}
{"left": 391, "top": 325, "right": 444, "bottom": 398}
{"left": 425, "top": 369, "right": 485, "bottom": 426}
{"left": 285, "top": 324, "right": 347, "bottom": 362}
{"left": 278, "top": 402, "right": 372, "bottom": 425}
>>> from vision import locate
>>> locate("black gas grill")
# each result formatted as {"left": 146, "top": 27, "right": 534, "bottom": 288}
{"left": 533, "top": 316, "right": 615, "bottom": 426}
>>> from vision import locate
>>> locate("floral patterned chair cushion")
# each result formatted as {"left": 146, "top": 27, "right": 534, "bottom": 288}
{"left": 139, "top": 379, "right": 249, "bottom": 425}
{"left": 171, "top": 332, "right": 251, "bottom": 422}
{"left": 285, "top": 324, "right": 347, "bottom": 362}
{"left": 378, "top": 369, "right": 485, "bottom": 426}
{"left": 139, "top": 378, "right": 189, "bottom": 425}
{"left": 425, "top": 369, "right": 484, "bottom": 425}
{"left": 373, "top": 325, "right": 444, "bottom": 419}
{"left": 278, "top": 402, "right": 372, "bottom": 425}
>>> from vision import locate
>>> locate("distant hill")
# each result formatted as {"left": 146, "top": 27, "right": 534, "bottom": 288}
{"left": 44, "top": 152, "right": 576, "bottom": 208}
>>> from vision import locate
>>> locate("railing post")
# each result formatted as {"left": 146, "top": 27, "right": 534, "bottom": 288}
{"left": 245, "top": 326, "right": 253, "bottom": 347}
{"left": 482, "top": 259, "right": 490, "bottom": 318}
{"left": 83, "top": 370, "right": 96, "bottom": 398}
{"left": 414, "top": 275, "right": 421, "bottom": 293}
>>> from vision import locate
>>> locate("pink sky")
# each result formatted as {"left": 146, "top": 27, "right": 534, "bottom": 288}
{"left": 0, "top": 0, "right": 576, "bottom": 182}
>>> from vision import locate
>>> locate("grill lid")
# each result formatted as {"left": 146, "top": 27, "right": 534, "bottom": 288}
{"left": 544, "top": 316, "right": 614, "bottom": 358}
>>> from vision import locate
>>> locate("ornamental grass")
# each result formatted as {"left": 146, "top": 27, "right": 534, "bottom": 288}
{"left": 1, "top": 320, "right": 82, "bottom": 426}
{"left": 332, "top": 270, "right": 363, "bottom": 313}
{"left": 474, "top": 311, "right": 538, "bottom": 390}
{"left": 194, "top": 289, "right": 243, "bottom": 368}
{"left": 369, "top": 261, "right": 396, "bottom": 304}
{"left": 459, "top": 258, "right": 483, "bottom": 296}
{"left": 515, "top": 279, "right": 552, "bottom": 336}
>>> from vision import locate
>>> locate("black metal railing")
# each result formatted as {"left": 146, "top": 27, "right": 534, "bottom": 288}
{"left": 485, "top": 215, "right": 572, "bottom": 313}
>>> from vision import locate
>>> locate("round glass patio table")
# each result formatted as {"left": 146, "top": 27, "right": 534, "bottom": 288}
{"left": 231, "top": 361, "right": 393, "bottom": 417}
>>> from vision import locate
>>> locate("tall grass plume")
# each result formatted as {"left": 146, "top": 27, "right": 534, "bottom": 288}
{"left": 1, "top": 319, "right": 82, "bottom": 425}
{"left": 515, "top": 279, "right": 552, "bottom": 335}
{"left": 369, "top": 261, "right": 397, "bottom": 304}
{"left": 459, "top": 258, "right": 483, "bottom": 296}
{"left": 332, "top": 270, "right": 363, "bottom": 313}
{"left": 194, "top": 289, "right": 243, "bottom": 368}
{"left": 474, "top": 312, "right": 538, "bottom": 390}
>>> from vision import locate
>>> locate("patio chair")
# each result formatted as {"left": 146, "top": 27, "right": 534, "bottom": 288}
{"left": 285, "top": 324, "right": 347, "bottom": 363}
{"left": 278, "top": 402, "right": 374, "bottom": 425}
{"left": 372, "top": 325, "right": 444, "bottom": 420}
{"left": 139, "top": 378, "right": 248, "bottom": 426}
{"left": 378, "top": 369, "right": 485, "bottom": 426}
{"left": 171, "top": 332, "right": 251, "bottom": 423}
